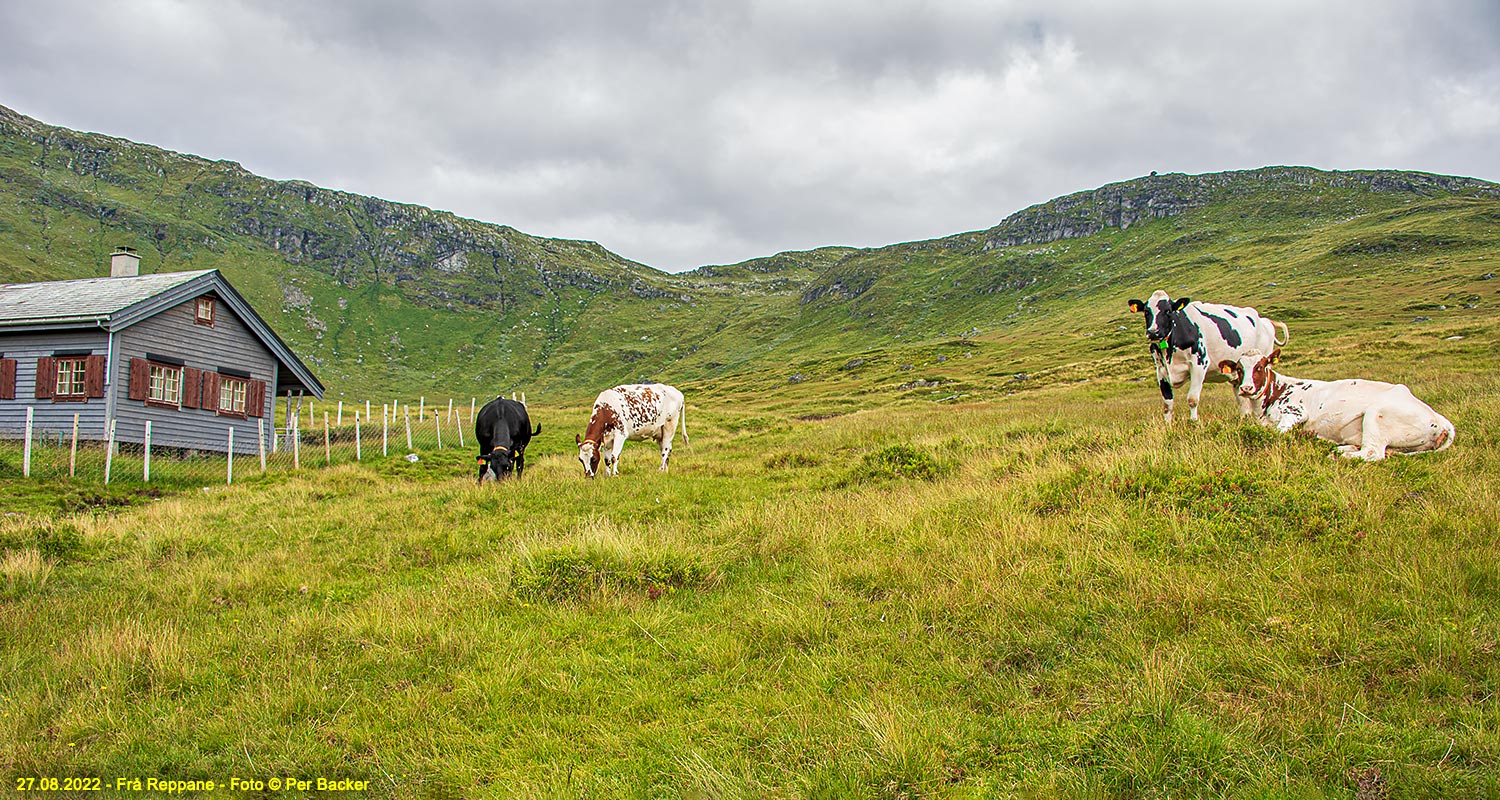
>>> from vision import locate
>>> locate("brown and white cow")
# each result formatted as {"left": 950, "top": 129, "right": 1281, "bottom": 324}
{"left": 576, "top": 383, "right": 688, "bottom": 477}
{"left": 1221, "top": 349, "right": 1455, "bottom": 461}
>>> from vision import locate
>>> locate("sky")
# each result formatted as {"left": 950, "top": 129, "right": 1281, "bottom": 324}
{"left": 2, "top": 1, "right": 1498, "bottom": 273}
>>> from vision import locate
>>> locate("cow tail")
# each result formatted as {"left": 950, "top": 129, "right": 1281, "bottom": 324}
{"left": 1273, "top": 320, "right": 1289, "bottom": 347}
{"left": 680, "top": 404, "right": 689, "bottom": 446}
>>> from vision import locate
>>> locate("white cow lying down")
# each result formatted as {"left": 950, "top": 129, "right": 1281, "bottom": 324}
{"left": 1221, "top": 349, "right": 1455, "bottom": 461}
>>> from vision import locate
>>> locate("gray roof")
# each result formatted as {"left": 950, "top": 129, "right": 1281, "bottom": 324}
{"left": 0, "top": 270, "right": 324, "bottom": 397}
{"left": 0, "top": 271, "right": 213, "bottom": 325}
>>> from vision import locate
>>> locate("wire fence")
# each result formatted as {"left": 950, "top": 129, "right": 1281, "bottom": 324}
{"left": 0, "top": 394, "right": 516, "bottom": 488}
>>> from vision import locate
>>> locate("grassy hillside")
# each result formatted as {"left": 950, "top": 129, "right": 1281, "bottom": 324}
{"left": 4, "top": 104, "right": 1498, "bottom": 404}
{"left": 3, "top": 357, "right": 1497, "bottom": 796}
{"left": 3, "top": 107, "right": 1500, "bottom": 796}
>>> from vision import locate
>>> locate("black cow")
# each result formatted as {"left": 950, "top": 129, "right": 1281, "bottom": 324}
{"left": 475, "top": 397, "right": 541, "bottom": 483}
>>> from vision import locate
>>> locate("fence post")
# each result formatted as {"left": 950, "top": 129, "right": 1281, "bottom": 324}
{"left": 104, "top": 418, "right": 116, "bottom": 485}
{"left": 227, "top": 426, "right": 234, "bottom": 485}
{"left": 292, "top": 414, "right": 301, "bottom": 470}
{"left": 143, "top": 420, "right": 152, "bottom": 482}
{"left": 355, "top": 411, "right": 362, "bottom": 461}
{"left": 22, "top": 406, "right": 33, "bottom": 478}
{"left": 447, "top": 398, "right": 453, "bottom": 423}
{"left": 308, "top": 399, "right": 315, "bottom": 430}
{"left": 337, "top": 401, "right": 343, "bottom": 427}
{"left": 434, "top": 411, "right": 443, "bottom": 449}
{"left": 257, "top": 418, "right": 267, "bottom": 472}
{"left": 324, "top": 412, "right": 332, "bottom": 466}
{"left": 456, "top": 409, "right": 465, "bottom": 448}
{"left": 69, "top": 413, "right": 80, "bottom": 478}
{"left": 365, "top": 400, "right": 371, "bottom": 423}
{"left": 382, "top": 404, "right": 389, "bottom": 456}
{"left": 470, "top": 397, "right": 476, "bottom": 421}
{"left": 404, "top": 405, "right": 413, "bottom": 450}
{"left": 521, "top": 392, "right": 527, "bottom": 407}
{"left": 511, "top": 391, "right": 516, "bottom": 402}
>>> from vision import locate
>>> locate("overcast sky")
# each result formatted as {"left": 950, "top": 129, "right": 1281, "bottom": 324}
{"left": 2, "top": 1, "right": 1498, "bottom": 272}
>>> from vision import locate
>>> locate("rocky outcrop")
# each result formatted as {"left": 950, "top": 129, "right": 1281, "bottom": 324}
{"left": 980, "top": 167, "right": 1500, "bottom": 250}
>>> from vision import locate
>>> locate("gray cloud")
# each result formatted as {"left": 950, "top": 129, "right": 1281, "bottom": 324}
{"left": 2, "top": 0, "right": 1497, "bottom": 271}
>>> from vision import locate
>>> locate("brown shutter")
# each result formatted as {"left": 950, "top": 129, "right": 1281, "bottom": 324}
{"left": 128, "top": 358, "right": 149, "bottom": 401}
{"left": 35, "top": 357, "right": 56, "bottom": 399}
{"left": 182, "top": 368, "right": 202, "bottom": 409}
{"left": 84, "top": 355, "right": 106, "bottom": 398}
{"left": 247, "top": 380, "right": 267, "bottom": 418}
{"left": 0, "top": 359, "right": 15, "bottom": 400}
{"left": 202, "top": 372, "right": 221, "bottom": 412}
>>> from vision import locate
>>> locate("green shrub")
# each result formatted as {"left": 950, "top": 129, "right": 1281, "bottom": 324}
{"left": 847, "top": 444, "right": 942, "bottom": 484}
{"left": 511, "top": 546, "right": 709, "bottom": 603}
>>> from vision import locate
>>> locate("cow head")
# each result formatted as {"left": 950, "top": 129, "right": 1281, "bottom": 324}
{"left": 576, "top": 433, "right": 600, "bottom": 478}
{"left": 478, "top": 445, "right": 518, "bottom": 481}
{"left": 1219, "top": 348, "right": 1280, "bottom": 398}
{"left": 1128, "top": 291, "right": 1190, "bottom": 342}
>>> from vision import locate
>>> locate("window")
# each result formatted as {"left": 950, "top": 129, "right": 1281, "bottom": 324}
{"left": 195, "top": 297, "right": 216, "bottom": 326}
{"left": 54, "top": 358, "right": 87, "bottom": 398}
{"left": 218, "top": 376, "right": 248, "bottom": 416}
{"left": 148, "top": 363, "right": 183, "bottom": 407}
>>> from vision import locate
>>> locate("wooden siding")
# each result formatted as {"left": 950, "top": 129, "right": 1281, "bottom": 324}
{"left": 114, "top": 293, "right": 276, "bottom": 455}
{"left": 0, "top": 330, "right": 110, "bottom": 441}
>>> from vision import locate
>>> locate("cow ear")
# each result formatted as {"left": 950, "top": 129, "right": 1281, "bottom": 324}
{"left": 1127, "top": 299, "right": 1143, "bottom": 313}
{"left": 1217, "top": 361, "right": 1234, "bottom": 375}
{"left": 1269, "top": 348, "right": 1281, "bottom": 364}
{"left": 1172, "top": 297, "right": 1191, "bottom": 311}
{"left": 575, "top": 433, "right": 581, "bottom": 445}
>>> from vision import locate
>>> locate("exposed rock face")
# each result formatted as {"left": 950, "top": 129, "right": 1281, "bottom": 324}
{"left": 980, "top": 167, "right": 1500, "bottom": 251}
{"left": 0, "top": 103, "right": 673, "bottom": 312}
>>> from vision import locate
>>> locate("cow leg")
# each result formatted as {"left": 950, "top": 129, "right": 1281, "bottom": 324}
{"left": 515, "top": 452, "right": 525, "bottom": 478}
{"left": 1159, "top": 378, "right": 1175, "bottom": 423}
{"left": 1186, "top": 365, "right": 1208, "bottom": 422}
{"left": 658, "top": 417, "right": 678, "bottom": 472}
{"left": 1345, "top": 412, "right": 1390, "bottom": 461}
{"left": 608, "top": 439, "right": 625, "bottom": 476}
{"left": 476, "top": 462, "right": 488, "bottom": 485}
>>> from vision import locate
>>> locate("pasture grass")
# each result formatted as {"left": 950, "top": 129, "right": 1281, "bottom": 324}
{"left": 3, "top": 360, "right": 1498, "bottom": 798}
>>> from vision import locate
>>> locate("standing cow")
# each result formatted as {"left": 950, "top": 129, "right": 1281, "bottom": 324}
{"left": 1126, "top": 290, "right": 1289, "bottom": 423}
{"left": 576, "top": 383, "right": 688, "bottom": 477}
{"left": 475, "top": 397, "right": 541, "bottom": 483}
{"left": 1220, "top": 349, "right": 1455, "bottom": 461}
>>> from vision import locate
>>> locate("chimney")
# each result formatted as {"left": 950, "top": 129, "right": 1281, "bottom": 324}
{"left": 110, "top": 247, "right": 140, "bottom": 278}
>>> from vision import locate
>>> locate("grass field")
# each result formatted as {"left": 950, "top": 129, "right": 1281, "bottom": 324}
{"left": 3, "top": 319, "right": 1498, "bottom": 797}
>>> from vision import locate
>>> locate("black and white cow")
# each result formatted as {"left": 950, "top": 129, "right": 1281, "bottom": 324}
{"left": 575, "top": 383, "right": 687, "bottom": 477}
{"left": 1126, "top": 290, "right": 1289, "bottom": 422}
{"left": 1220, "top": 348, "right": 1455, "bottom": 461}
{"left": 474, "top": 397, "right": 541, "bottom": 483}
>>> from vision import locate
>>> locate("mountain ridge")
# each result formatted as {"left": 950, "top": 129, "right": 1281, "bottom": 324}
{"left": 2, "top": 103, "right": 1497, "bottom": 400}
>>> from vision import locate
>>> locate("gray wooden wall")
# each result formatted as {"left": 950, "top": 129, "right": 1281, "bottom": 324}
{"left": 113, "top": 293, "right": 276, "bottom": 455}
{"left": 0, "top": 330, "right": 110, "bottom": 441}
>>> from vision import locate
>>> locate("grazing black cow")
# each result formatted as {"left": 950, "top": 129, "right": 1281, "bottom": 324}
{"left": 475, "top": 397, "right": 541, "bottom": 483}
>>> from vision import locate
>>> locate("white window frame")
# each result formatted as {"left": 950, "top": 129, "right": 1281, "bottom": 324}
{"left": 54, "top": 357, "right": 87, "bottom": 397}
{"left": 195, "top": 297, "right": 216, "bottom": 326}
{"left": 218, "top": 376, "right": 248, "bottom": 416}
{"left": 148, "top": 363, "right": 183, "bottom": 407}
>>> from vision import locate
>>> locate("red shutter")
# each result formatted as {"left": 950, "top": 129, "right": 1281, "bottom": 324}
{"left": 247, "top": 380, "right": 267, "bottom": 418}
{"left": 128, "top": 358, "right": 149, "bottom": 401}
{"left": 202, "top": 372, "right": 221, "bottom": 412}
{"left": 0, "top": 359, "right": 15, "bottom": 400}
{"left": 34, "top": 357, "right": 56, "bottom": 399}
{"left": 182, "top": 368, "right": 202, "bottom": 409}
{"left": 84, "top": 355, "right": 106, "bottom": 398}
